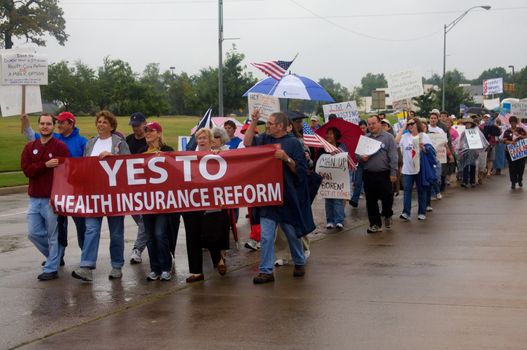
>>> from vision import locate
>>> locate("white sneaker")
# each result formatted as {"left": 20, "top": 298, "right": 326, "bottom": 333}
{"left": 426, "top": 206, "right": 433, "bottom": 212}
{"left": 326, "top": 223, "right": 334, "bottom": 229}
{"left": 160, "top": 271, "right": 171, "bottom": 281}
{"left": 109, "top": 268, "right": 122, "bottom": 280}
{"left": 146, "top": 271, "right": 159, "bottom": 281}
{"left": 130, "top": 249, "right": 142, "bottom": 264}
{"left": 274, "top": 259, "right": 288, "bottom": 266}
{"left": 436, "top": 193, "right": 443, "bottom": 200}
{"left": 367, "top": 225, "right": 382, "bottom": 233}
{"left": 244, "top": 239, "right": 259, "bottom": 251}
{"left": 304, "top": 250, "right": 311, "bottom": 260}
{"left": 335, "top": 223, "right": 344, "bottom": 230}
{"left": 418, "top": 214, "right": 426, "bottom": 220}
{"left": 399, "top": 213, "right": 410, "bottom": 221}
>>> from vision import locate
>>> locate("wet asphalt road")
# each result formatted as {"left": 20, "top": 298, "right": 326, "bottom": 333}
{"left": 1, "top": 174, "right": 526, "bottom": 350}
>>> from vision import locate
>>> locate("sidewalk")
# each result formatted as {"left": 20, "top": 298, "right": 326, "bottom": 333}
{"left": 2, "top": 174, "right": 527, "bottom": 350}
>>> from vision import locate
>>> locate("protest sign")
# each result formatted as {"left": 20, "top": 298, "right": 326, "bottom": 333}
{"left": 387, "top": 69, "right": 424, "bottom": 102}
{"left": 322, "top": 101, "right": 360, "bottom": 124}
{"left": 511, "top": 102, "right": 527, "bottom": 118}
{"left": 0, "top": 85, "right": 42, "bottom": 117}
{"left": 483, "top": 78, "right": 503, "bottom": 95}
{"left": 315, "top": 152, "right": 351, "bottom": 199}
{"left": 453, "top": 124, "right": 465, "bottom": 135}
{"left": 483, "top": 98, "right": 500, "bottom": 111}
{"left": 507, "top": 139, "right": 527, "bottom": 161}
{"left": 355, "top": 135, "right": 382, "bottom": 156}
{"left": 1, "top": 52, "right": 47, "bottom": 85}
{"left": 51, "top": 145, "right": 283, "bottom": 217}
{"left": 465, "top": 128, "right": 483, "bottom": 149}
{"left": 248, "top": 93, "right": 280, "bottom": 121}
{"left": 428, "top": 133, "right": 448, "bottom": 163}
{"left": 178, "top": 136, "right": 191, "bottom": 151}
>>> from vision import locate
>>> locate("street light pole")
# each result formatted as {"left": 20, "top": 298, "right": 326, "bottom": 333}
{"left": 441, "top": 5, "right": 491, "bottom": 111}
{"left": 218, "top": 0, "right": 224, "bottom": 117}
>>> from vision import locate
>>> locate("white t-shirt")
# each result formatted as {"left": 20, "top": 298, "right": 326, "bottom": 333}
{"left": 90, "top": 137, "right": 112, "bottom": 157}
{"left": 399, "top": 132, "right": 432, "bottom": 175}
{"left": 428, "top": 125, "right": 445, "bottom": 134}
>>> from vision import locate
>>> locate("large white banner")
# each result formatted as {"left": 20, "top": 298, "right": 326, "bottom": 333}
{"left": 322, "top": 101, "right": 360, "bottom": 124}
{"left": 1, "top": 52, "right": 48, "bottom": 85}
{"left": 465, "top": 129, "right": 483, "bottom": 149}
{"left": 511, "top": 102, "right": 527, "bottom": 118}
{"left": 483, "top": 78, "right": 503, "bottom": 95}
{"left": 0, "top": 85, "right": 42, "bottom": 117}
{"left": 387, "top": 69, "right": 424, "bottom": 102}
{"left": 315, "top": 152, "right": 351, "bottom": 199}
{"left": 248, "top": 93, "right": 280, "bottom": 122}
{"left": 355, "top": 135, "right": 382, "bottom": 156}
{"left": 428, "top": 133, "right": 448, "bottom": 164}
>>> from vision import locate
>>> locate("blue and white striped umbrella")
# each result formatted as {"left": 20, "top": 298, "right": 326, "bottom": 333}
{"left": 243, "top": 74, "right": 335, "bottom": 102}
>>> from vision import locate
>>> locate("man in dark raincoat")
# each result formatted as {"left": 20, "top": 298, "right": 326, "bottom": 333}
{"left": 244, "top": 111, "right": 315, "bottom": 284}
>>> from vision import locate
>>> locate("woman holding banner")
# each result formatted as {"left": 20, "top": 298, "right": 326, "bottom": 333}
{"left": 139, "top": 122, "right": 179, "bottom": 281}
{"left": 72, "top": 110, "right": 130, "bottom": 282}
{"left": 502, "top": 116, "right": 527, "bottom": 189}
{"left": 182, "top": 128, "right": 229, "bottom": 283}
{"left": 395, "top": 117, "right": 432, "bottom": 221}
{"left": 456, "top": 118, "right": 489, "bottom": 188}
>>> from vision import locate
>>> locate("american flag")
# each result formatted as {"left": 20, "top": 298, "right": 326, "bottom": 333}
{"left": 302, "top": 122, "right": 356, "bottom": 169}
{"left": 251, "top": 59, "right": 294, "bottom": 81}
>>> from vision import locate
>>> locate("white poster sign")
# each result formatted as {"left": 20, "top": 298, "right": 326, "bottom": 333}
{"left": 428, "top": 133, "right": 448, "bottom": 164}
{"left": 315, "top": 152, "right": 351, "bottom": 199}
{"left": 453, "top": 124, "right": 466, "bottom": 135}
{"left": 387, "top": 69, "right": 424, "bottom": 101}
{"left": 248, "top": 93, "right": 280, "bottom": 121}
{"left": 465, "top": 129, "right": 483, "bottom": 149}
{"left": 1, "top": 52, "right": 48, "bottom": 85}
{"left": 511, "top": 102, "right": 527, "bottom": 118}
{"left": 322, "top": 101, "right": 360, "bottom": 124}
{"left": 483, "top": 78, "right": 503, "bottom": 95}
{"left": 0, "top": 85, "right": 42, "bottom": 117}
{"left": 355, "top": 135, "right": 382, "bottom": 156}
{"left": 483, "top": 98, "right": 500, "bottom": 111}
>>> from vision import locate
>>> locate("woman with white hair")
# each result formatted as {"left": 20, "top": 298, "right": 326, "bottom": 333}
{"left": 211, "top": 126, "right": 230, "bottom": 151}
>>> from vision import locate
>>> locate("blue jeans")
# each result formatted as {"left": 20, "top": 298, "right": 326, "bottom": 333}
{"left": 402, "top": 174, "right": 427, "bottom": 217}
{"left": 27, "top": 197, "right": 64, "bottom": 273}
{"left": 351, "top": 164, "right": 364, "bottom": 203}
{"left": 259, "top": 217, "right": 305, "bottom": 274}
{"left": 325, "top": 198, "right": 345, "bottom": 225}
{"left": 131, "top": 215, "right": 147, "bottom": 252}
{"left": 462, "top": 165, "right": 476, "bottom": 185}
{"left": 144, "top": 214, "right": 172, "bottom": 274}
{"left": 81, "top": 216, "right": 124, "bottom": 269}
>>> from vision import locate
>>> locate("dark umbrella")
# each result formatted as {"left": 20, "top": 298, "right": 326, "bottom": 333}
{"left": 315, "top": 118, "right": 363, "bottom": 163}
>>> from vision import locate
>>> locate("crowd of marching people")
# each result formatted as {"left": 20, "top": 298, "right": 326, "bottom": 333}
{"left": 19, "top": 106, "right": 526, "bottom": 283}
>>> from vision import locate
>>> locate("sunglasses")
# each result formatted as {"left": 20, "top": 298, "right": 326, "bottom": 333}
{"left": 407, "top": 122, "right": 416, "bottom": 126}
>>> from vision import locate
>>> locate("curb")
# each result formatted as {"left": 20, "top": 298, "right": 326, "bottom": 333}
{"left": 0, "top": 185, "right": 27, "bottom": 196}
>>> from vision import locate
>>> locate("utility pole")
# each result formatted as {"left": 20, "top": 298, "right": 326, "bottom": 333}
{"left": 218, "top": 0, "right": 224, "bottom": 117}
{"left": 509, "top": 65, "right": 515, "bottom": 97}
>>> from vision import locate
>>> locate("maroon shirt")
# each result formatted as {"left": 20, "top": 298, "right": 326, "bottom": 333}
{"left": 21, "top": 137, "right": 70, "bottom": 198}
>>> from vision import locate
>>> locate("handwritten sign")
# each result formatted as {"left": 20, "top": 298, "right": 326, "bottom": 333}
{"left": 428, "top": 133, "right": 448, "bottom": 163}
{"left": 387, "top": 69, "right": 424, "bottom": 102}
{"left": 355, "top": 135, "right": 382, "bottom": 156}
{"left": 248, "top": 93, "right": 280, "bottom": 121}
{"left": 315, "top": 153, "right": 351, "bottom": 199}
{"left": 507, "top": 139, "right": 527, "bottom": 161}
{"left": 322, "top": 101, "right": 360, "bottom": 124}
{"left": 0, "top": 85, "right": 42, "bottom": 117}
{"left": 465, "top": 129, "right": 483, "bottom": 149}
{"left": 483, "top": 78, "right": 503, "bottom": 95}
{"left": 1, "top": 52, "right": 47, "bottom": 85}
{"left": 511, "top": 102, "right": 527, "bottom": 118}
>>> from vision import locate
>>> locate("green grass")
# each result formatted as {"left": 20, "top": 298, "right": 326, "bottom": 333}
{"left": 0, "top": 172, "right": 28, "bottom": 187}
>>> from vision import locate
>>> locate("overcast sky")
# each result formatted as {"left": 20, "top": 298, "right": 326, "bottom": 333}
{"left": 13, "top": 0, "right": 527, "bottom": 88}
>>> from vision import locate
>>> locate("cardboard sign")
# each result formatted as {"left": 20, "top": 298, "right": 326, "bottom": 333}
{"left": 1, "top": 52, "right": 48, "bottom": 85}
{"left": 248, "top": 93, "right": 280, "bottom": 121}
{"left": 483, "top": 78, "right": 503, "bottom": 95}
{"left": 465, "top": 129, "right": 483, "bottom": 149}
{"left": 322, "top": 101, "right": 360, "bottom": 124}
{"left": 387, "top": 69, "right": 424, "bottom": 102}
{"left": 355, "top": 135, "right": 382, "bottom": 156}
{"left": 428, "top": 133, "right": 448, "bottom": 164}
{"left": 0, "top": 85, "right": 42, "bottom": 116}
{"left": 507, "top": 138, "right": 527, "bottom": 161}
{"left": 315, "top": 152, "right": 351, "bottom": 199}
{"left": 511, "top": 102, "right": 527, "bottom": 118}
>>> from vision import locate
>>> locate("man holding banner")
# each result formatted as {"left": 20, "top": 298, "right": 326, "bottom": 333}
{"left": 244, "top": 111, "right": 315, "bottom": 284}
{"left": 21, "top": 114, "right": 70, "bottom": 280}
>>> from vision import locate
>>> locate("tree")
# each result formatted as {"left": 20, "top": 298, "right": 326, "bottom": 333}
{"left": 95, "top": 57, "right": 137, "bottom": 114}
{"left": 222, "top": 46, "right": 257, "bottom": 115}
{"left": 514, "top": 65, "right": 527, "bottom": 99}
{"left": 0, "top": 0, "right": 68, "bottom": 49}
{"left": 358, "top": 73, "right": 387, "bottom": 96}
{"left": 472, "top": 67, "right": 510, "bottom": 85}
{"left": 412, "top": 89, "right": 437, "bottom": 117}
{"left": 318, "top": 78, "right": 351, "bottom": 102}
{"left": 436, "top": 78, "right": 474, "bottom": 115}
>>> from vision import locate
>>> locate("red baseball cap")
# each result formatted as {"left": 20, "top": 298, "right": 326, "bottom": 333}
{"left": 145, "top": 122, "right": 162, "bottom": 133}
{"left": 56, "top": 112, "right": 76, "bottom": 124}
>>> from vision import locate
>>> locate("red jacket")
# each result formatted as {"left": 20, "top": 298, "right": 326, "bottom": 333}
{"left": 21, "top": 137, "right": 70, "bottom": 198}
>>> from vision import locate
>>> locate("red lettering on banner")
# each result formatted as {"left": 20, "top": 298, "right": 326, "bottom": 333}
{"left": 51, "top": 146, "right": 283, "bottom": 217}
